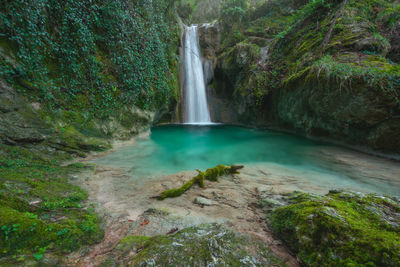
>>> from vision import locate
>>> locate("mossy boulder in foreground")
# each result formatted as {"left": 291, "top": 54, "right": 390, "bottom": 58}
{"left": 269, "top": 191, "right": 400, "bottom": 266}
{"left": 114, "top": 224, "right": 285, "bottom": 266}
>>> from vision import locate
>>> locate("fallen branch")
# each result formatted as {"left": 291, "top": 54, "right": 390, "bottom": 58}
{"left": 157, "top": 165, "right": 244, "bottom": 200}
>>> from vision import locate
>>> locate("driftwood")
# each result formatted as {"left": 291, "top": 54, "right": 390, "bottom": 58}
{"left": 157, "top": 165, "right": 244, "bottom": 200}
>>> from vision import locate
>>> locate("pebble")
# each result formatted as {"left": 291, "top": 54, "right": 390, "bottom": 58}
{"left": 194, "top": 197, "right": 216, "bottom": 206}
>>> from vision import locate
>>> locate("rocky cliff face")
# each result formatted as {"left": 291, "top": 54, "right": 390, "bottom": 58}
{"left": 0, "top": 79, "right": 156, "bottom": 157}
{"left": 0, "top": 81, "right": 48, "bottom": 145}
{"left": 197, "top": 22, "right": 239, "bottom": 123}
{"left": 275, "top": 64, "right": 400, "bottom": 152}
{"left": 202, "top": 0, "right": 400, "bottom": 154}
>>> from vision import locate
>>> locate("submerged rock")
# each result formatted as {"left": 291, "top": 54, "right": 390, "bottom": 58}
{"left": 268, "top": 191, "right": 400, "bottom": 266}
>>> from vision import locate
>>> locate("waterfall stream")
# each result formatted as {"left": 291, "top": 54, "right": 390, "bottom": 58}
{"left": 182, "top": 25, "right": 211, "bottom": 124}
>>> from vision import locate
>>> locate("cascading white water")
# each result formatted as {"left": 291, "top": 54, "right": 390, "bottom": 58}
{"left": 182, "top": 25, "right": 211, "bottom": 124}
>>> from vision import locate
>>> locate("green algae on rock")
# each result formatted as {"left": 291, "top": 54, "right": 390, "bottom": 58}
{"left": 268, "top": 191, "right": 400, "bottom": 266}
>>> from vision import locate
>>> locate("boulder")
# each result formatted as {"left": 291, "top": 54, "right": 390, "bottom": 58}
{"left": 269, "top": 191, "right": 400, "bottom": 266}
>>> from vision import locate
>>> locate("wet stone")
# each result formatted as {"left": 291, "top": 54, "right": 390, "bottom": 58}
{"left": 194, "top": 197, "right": 216, "bottom": 206}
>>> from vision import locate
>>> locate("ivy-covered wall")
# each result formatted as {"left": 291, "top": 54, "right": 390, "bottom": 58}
{"left": 0, "top": 0, "right": 179, "bottom": 118}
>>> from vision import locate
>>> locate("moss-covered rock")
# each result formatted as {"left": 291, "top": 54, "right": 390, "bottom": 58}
{"left": 212, "top": 0, "right": 400, "bottom": 153}
{"left": 0, "top": 144, "right": 104, "bottom": 264}
{"left": 269, "top": 191, "right": 400, "bottom": 266}
{"left": 277, "top": 53, "right": 400, "bottom": 152}
{"left": 115, "top": 224, "right": 285, "bottom": 266}
{"left": 0, "top": 81, "right": 49, "bottom": 145}
{"left": 99, "top": 106, "right": 155, "bottom": 140}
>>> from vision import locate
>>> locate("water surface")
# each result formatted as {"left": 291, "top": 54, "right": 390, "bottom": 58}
{"left": 91, "top": 125, "right": 400, "bottom": 195}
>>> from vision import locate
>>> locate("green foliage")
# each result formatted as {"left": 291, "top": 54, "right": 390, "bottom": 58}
{"left": 32, "top": 246, "right": 47, "bottom": 261}
{"left": 248, "top": 70, "right": 272, "bottom": 106}
{"left": 220, "top": 0, "right": 248, "bottom": 30}
{"left": 0, "top": 0, "right": 178, "bottom": 117}
{"left": 269, "top": 191, "right": 400, "bottom": 266}
{"left": 377, "top": 4, "right": 400, "bottom": 28}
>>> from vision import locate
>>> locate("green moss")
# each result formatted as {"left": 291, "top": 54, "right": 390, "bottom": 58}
{"left": 269, "top": 191, "right": 400, "bottom": 266}
{"left": 0, "top": 206, "right": 103, "bottom": 255}
{"left": 0, "top": 144, "right": 104, "bottom": 260}
{"left": 283, "top": 54, "right": 400, "bottom": 105}
{"left": 202, "top": 164, "right": 243, "bottom": 181}
{"left": 118, "top": 224, "right": 285, "bottom": 266}
{"left": 116, "top": 236, "right": 151, "bottom": 253}
{"left": 217, "top": 0, "right": 400, "bottom": 116}
{"left": 46, "top": 125, "right": 110, "bottom": 157}
{"left": 157, "top": 178, "right": 198, "bottom": 200}
{"left": 157, "top": 165, "right": 243, "bottom": 200}
{"left": 0, "top": 195, "right": 33, "bottom": 213}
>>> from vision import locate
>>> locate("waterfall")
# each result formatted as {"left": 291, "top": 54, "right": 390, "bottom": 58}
{"left": 182, "top": 25, "right": 211, "bottom": 124}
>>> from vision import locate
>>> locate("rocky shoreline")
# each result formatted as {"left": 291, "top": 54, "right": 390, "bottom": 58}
{"left": 58, "top": 142, "right": 400, "bottom": 266}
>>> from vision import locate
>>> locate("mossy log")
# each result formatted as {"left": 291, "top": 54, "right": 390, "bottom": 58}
{"left": 157, "top": 165, "right": 244, "bottom": 200}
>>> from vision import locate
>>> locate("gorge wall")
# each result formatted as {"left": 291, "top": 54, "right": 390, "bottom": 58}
{"left": 3, "top": 0, "right": 397, "bottom": 154}
{"left": 194, "top": 0, "right": 400, "bottom": 154}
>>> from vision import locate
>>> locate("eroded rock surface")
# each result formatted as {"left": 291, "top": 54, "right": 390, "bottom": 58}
{"left": 0, "top": 80, "right": 48, "bottom": 144}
